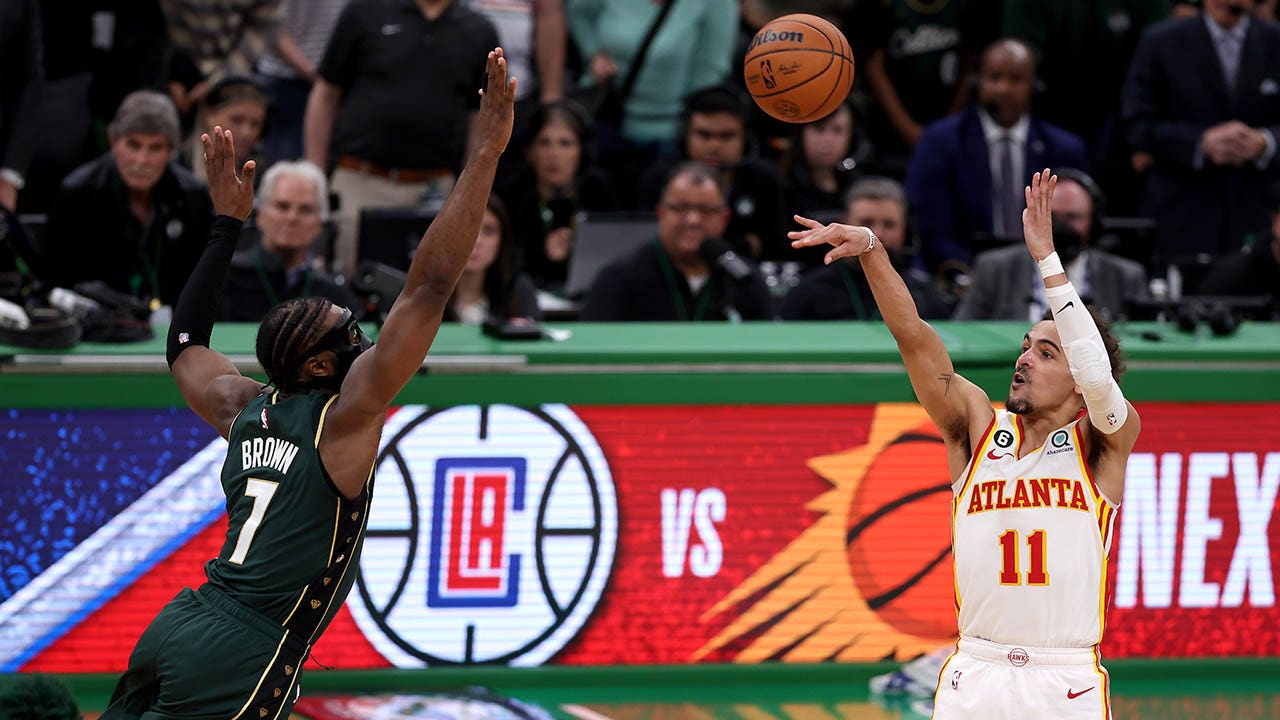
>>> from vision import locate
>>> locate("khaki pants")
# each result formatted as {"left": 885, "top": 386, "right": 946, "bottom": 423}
{"left": 330, "top": 167, "right": 455, "bottom": 276}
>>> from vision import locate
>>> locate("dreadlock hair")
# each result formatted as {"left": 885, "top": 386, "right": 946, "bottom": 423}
{"left": 1041, "top": 304, "right": 1126, "bottom": 382}
{"left": 257, "top": 297, "right": 334, "bottom": 391}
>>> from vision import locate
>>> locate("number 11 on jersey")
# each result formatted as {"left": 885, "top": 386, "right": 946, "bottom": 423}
{"left": 998, "top": 529, "right": 1049, "bottom": 586}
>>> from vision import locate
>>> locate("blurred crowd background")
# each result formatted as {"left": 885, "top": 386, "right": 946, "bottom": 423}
{"left": 1, "top": 0, "right": 1277, "bottom": 339}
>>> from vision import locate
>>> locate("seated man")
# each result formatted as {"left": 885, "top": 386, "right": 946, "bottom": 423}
{"left": 781, "top": 177, "right": 952, "bottom": 321}
{"left": 635, "top": 85, "right": 787, "bottom": 261}
{"left": 221, "top": 161, "right": 361, "bottom": 321}
{"left": 581, "top": 161, "right": 773, "bottom": 321}
{"left": 1196, "top": 183, "right": 1280, "bottom": 311}
{"left": 42, "top": 91, "right": 214, "bottom": 309}
{"left": 906, "top": 38, "right": 1088, "bottom": 273}
{"left": 955, "top": 169, "right": 1147, "bottom": 321}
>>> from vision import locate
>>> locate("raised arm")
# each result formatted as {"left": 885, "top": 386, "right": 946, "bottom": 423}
{"left": 790, "top": 217, "right": 993, "bottom": 469}
{"left": 330, "top": 48, "right": 515, "bottom": 421}
{"left": 168, "top": 127, "right": 267, "bottom": 439}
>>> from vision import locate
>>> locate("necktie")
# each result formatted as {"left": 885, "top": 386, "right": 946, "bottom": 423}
{"left": 1219, "top": 31, "right": 1241, "bottom": 92}
{"left": 996, "top": 134, "right": 1020, "bottom": 239}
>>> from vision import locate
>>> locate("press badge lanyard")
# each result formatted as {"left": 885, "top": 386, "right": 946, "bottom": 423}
{"left": 836, "top": 262, "right": 870, "bottom": 320}
{"left": 655, "top": 241, "right": 712, "bottom": 321}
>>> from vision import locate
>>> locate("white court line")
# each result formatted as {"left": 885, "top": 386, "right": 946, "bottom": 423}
{"left": 561, "top": 704, "right": 617, "bottom": 720}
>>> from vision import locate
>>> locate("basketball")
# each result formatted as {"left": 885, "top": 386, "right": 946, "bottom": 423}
{"left": 743, "top": 14, "right": 855, "bottom": 123}
{"left": 846, "top": 422, "right": 956, "bottom": 641}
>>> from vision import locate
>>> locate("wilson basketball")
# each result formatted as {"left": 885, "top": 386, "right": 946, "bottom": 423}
{"left": 846, "top": 422, "right": 956, "bottom": 641}
{"left": 743, "top": 14, "right": 855, "bottom": 123}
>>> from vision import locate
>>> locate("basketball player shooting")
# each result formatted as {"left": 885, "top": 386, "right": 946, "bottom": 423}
{"left": 791, "top": 169, "right": 1140, "bottom": 719}
{"left": 101, "top": 49, "right": 515, "bottom": 720}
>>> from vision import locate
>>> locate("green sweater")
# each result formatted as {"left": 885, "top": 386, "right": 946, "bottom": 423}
{"left": 568, "top": 0, "right": 736, "bottom": 144}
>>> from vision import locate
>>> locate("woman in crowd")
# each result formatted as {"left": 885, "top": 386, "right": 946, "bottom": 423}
{"left": 446, "top": 195, "right": 541, "bottom": 324}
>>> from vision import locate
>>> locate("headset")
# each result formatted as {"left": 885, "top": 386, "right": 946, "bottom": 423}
{"left": 1052, "top": 167, "right": 1106, "bottom": 241}
{"left": 677, "top": 83, "right": 760, "bottom": 160}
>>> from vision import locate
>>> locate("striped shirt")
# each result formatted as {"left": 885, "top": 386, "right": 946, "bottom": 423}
{"left": 160, "top": 0, "right": 284, "bottom": 79}
{"left": 258, "top": 0, "right": 351, "bottom": 79}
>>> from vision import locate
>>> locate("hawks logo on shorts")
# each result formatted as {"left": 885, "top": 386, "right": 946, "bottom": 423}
{"left": 350, "top": 405, "right": 617, "bottom": 667}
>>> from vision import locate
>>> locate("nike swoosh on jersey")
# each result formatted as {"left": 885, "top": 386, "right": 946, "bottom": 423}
{"left": 1066, "top": 686, "right": 1095, "bottom": 699}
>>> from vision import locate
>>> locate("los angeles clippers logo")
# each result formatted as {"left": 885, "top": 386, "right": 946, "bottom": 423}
{"left": 428, "top": 458, "right": 525, "bottom": 608}
{"left": 350, "top": 404, "right": 617, "bottom": 667}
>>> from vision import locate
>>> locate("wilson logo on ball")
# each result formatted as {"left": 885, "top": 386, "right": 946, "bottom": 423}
{"left": 350, "top": 404, "right": 617, "bottom": 667}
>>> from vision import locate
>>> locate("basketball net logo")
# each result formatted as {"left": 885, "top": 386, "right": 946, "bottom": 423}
{"left": 349, "top": 405, "right": 617, "bottom": 666}
{"left": 694, "top": 404, "right": 957, "bottom": 662}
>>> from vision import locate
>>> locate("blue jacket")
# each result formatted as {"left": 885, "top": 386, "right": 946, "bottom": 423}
{"left": 905, "top": 105, "right": 1088, "bottom": 271}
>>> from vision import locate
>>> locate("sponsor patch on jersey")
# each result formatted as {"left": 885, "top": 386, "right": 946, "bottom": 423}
{"left": 1047, "top": 429, "right": 1074, "bottom": 456}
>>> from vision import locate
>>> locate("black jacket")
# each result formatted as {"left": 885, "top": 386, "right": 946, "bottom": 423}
{"left": 580, "top": 239, "right": 774, "bottom": 321}
{"left": 222, "top": 243, "right": 362, "bottom": 322}
{"left": 42, "top": 153, "right": 213, "bottom": 306}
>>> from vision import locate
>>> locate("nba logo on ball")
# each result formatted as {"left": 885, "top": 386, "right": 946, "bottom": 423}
{"left": 349, "top": 405, "right": 618, "bottom": 666}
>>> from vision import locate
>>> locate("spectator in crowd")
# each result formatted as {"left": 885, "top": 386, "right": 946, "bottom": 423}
{"left": 160, "top": 0, "right": 283, "bottom": 95}
{"left": 446, "top": 194, "right": 541, "bottom": 323}
{"left": 42, "top": 91, "right": 213, "bottom": 308}
{"left": 636, "top": 85, "right": 787, "bottom": 261}
{"left": 581, "top": 161, "right": 773, "bottom": 321}
{"left": 464, "top": 0, "right": 565, "bottom": 106}
{"left": 841, "top": 0, "right": 994, "bottom": 176}
{"left": 499, "top": 100, "right": 616, "bottom": 293}
{"left": 906, "top": 38, "right": 1089, "bottom": 274}
{"left": 1006, "top": 0, "right": 1174, "bottom": 216}
{"left": 781, "top": 177, "right": 952, "bottom": 321}
{"left": 1197, "top": 183, "right": 1280, "bottom": 308}
{"left": 188, "top": 76, "right": 268, "bottom": 183}
{"left": 780, "top": 100, "right": 867, "bottom": 265}
{"left": 1121, "top": 0, "right": 1280, "bottom": 259}
{"left": 221, "top": 161, "right": 360, "bottom": 321}
{"left": 256, "top": 0, "right": 352, "bottom": 167}
{"left": 955, "top": 169, "right": 1147, "bottom": 321}
{"left": 305, "top": 0, "right": 498, "bottom": 276}
{"left": 567, "top": 0, "right": 736, "bottom": 202}
{"left": 0, "top": 0, "right": 43, "bottom": 213}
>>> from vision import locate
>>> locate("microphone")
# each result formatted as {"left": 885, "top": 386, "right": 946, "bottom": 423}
{"left": 698, "top": 238, "right": 754, "bottom": 282}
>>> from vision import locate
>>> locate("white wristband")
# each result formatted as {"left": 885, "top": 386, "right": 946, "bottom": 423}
{"left": 1037, "top": 251, "right": 1064, "bottom": 279}
{"left": 865, "top": 228, "right": 877, "bottom": 253}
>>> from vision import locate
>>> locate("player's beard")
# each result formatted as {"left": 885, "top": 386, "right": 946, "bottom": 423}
{"left": 1006, "top": 396, "right": 1034, "bottom": 415}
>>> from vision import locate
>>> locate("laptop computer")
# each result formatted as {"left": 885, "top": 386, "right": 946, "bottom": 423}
{"left": 563, "top": 211, "right": 658, "bottom": 298}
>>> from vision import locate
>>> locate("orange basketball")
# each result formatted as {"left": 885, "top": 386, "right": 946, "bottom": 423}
{"left": 743, "top": 14, "right": 855, "bottom": 123}
{"left": 846, "top": 422, "right": 956, "bottom": 641}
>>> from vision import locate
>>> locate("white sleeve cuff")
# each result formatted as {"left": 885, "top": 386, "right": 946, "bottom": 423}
{"left": 1255, "top": 128, "right": 1277, "bottom": 170}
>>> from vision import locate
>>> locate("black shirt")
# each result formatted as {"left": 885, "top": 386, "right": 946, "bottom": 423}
{"left": 221, "top": 243, "right": 363, "bottom": 322}
{"left": 42, "top": 153, "right": 213, "bottom": 307}
{"left": 319, "top": 0, "right": 498, "bottom": 170}
{"left": 1197, "top": 244, "right": 1280, "bottom": 306}
{"left": 579, "top": 239, "right": 773, "bottom": 322}
{"left": 499, "top": 165, "right": 618, "bottom": 291}
{"left": 779, "top": 256, "right": 954, "bottom": 321}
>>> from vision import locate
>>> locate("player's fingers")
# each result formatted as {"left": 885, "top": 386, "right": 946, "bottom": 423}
{"left": 224, "top": 129, "right": 238, "bottom": 177}
{"left": 242, "top": 160, "right": 256, "bottom": 191}
{"left": 793, "top": 214, "right": 822, "bottom": 230}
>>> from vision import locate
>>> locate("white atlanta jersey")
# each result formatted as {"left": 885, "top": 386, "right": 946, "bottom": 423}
{"left": 952, "top": 410, "right": 1119, "bottom": 648}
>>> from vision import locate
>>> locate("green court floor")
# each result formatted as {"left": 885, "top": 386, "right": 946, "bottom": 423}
{"left": 32, "top": 659, "right": 1280, "bottom": 719}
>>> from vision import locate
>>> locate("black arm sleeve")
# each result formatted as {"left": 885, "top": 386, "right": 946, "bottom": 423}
{"left": 166, "top": 215, "right": 243, "bottom": 368}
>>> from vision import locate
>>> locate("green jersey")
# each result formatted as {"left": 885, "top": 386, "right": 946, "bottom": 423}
{"left": 206, "top": 390, "right": 372, "bottom": 644}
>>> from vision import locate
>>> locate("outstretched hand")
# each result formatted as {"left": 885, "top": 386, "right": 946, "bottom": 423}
{"left": 202, "top": 126, "right": 256, "bottom": 221}
{"left": 473, "top": 47, "right": 517, "bottom": 161}
{"left": 789, "top": 215, "right": 876, "bottom": 265}
{"left": 1022, "top": 168, "right": 1057, "bottom": 262}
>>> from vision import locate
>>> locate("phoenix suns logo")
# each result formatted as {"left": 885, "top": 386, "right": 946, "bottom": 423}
{"left": 696, "top": 404, "right": 957, "bottom": 662}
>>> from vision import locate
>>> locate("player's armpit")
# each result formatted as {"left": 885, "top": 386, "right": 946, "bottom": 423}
{"left": 172, "top": 346, "right": 266, "bottom": 438}
{"left": 1085, "top": 401, "right": 1141, "bottom": 503}
{"left": 897, "top": 323, "right": 994, "bottom": 450}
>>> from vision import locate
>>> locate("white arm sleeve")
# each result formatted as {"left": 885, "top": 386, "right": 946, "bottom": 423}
{"left": 1044, "top": 282, "right": 1129, "bottom": 434}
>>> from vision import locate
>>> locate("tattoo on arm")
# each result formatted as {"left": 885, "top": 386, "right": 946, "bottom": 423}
{"left": 939, "top": 373, "right": 953, "bottom": 396}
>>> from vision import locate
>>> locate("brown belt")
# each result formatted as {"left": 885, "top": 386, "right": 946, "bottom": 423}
{"left": 335, "top": 156, "right": 453, "bottom": 184}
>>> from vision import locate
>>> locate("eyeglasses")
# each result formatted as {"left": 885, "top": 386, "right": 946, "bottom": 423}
{"left": 662, "top": 202, "right": 727, "bottom": 217}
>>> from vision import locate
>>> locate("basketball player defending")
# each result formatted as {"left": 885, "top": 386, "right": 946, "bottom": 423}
{"left": 792, "top": 169, "right": 1140, "bottom": 719}
{"left": 102, "top": 50, "right": 515, "bottom": 719}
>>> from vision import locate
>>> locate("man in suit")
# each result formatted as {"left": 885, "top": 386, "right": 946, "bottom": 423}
{"left": 1122, "top": 0, "right": 1280, "bottom": 260}
{"left": 905, "top": 38, "right": 1089, "bottom": 274}
{"left": 955, "top": 170, "right": 1147, "bottom": 321}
